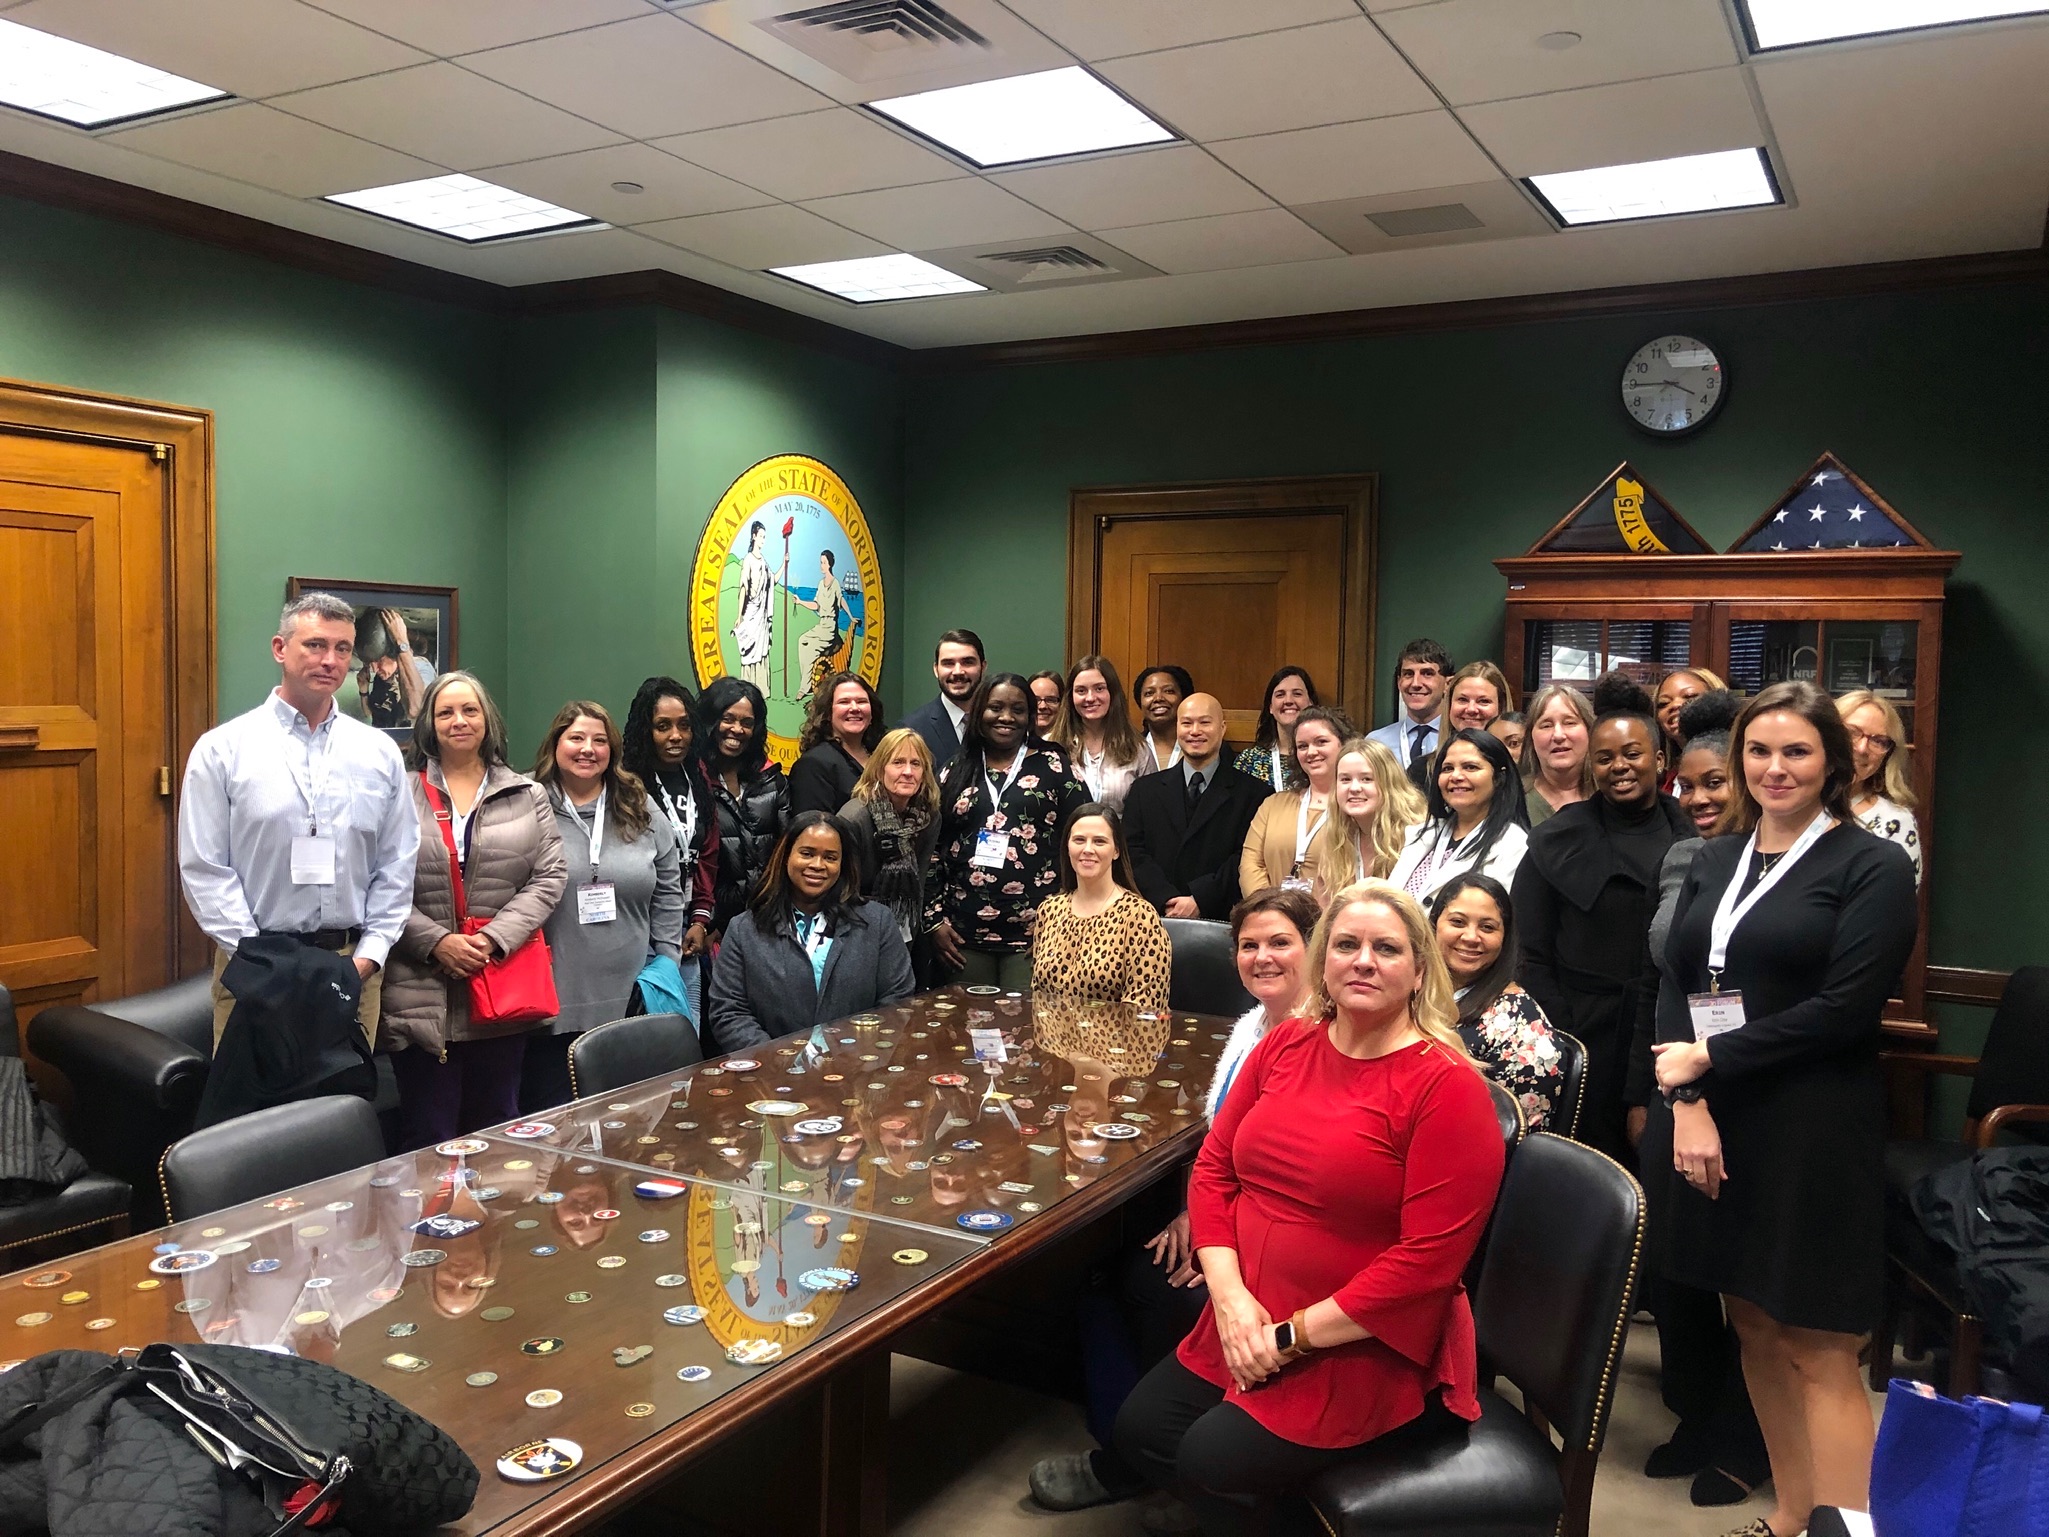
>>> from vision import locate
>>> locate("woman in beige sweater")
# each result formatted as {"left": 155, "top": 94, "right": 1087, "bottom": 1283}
{"left": 1239, "top": 706, "right": 1355, "bottom": 899}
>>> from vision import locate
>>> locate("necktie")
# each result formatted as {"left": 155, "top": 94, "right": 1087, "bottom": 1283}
{"left": 1186, "top": 771, "right": 1205, "bottom": 817}
{"left": 1409, "top": 724, "right": 1428, "bottom": 765}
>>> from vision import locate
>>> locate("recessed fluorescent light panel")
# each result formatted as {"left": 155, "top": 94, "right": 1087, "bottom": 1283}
{"left": 325, "top": 174, "right": 600, "bottom": 243}
{"left": 868, "top": 66, "right": 1173, "bottom": 169}
{"left": 0, "top": 16, "right": 227, "bottom": 128}
{"left": 770, "top": 254, "right": 985, "bottom": 304}
{"left": 1740, "top": 0, "right": 2049, "bottom": 49}
{"left": 1526, "top": 148, "right": 1781, "bottom": 228}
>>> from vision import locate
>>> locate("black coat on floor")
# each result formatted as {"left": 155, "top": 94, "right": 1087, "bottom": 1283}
{"left": 1123, "top": 761, "right": 1266, "bottom": 920}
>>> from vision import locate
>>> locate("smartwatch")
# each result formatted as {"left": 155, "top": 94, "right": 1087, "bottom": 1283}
{"left": 1273, "top": 1319, "right": 1297, "bottom": 1355}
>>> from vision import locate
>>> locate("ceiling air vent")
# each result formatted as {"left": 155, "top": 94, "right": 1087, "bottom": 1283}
{"left": 978, "top": 244, "right": 1114, "bottom": 284}
{"left": 765, "top": 0, "right": 991, "bottom": 61}
{"left": 1366, "top": 203, "right": 1485, "bottom": 238}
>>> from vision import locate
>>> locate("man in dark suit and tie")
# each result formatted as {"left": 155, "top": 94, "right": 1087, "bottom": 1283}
{"left": 899, "top": 628, "right": 984, "bottom": 770}
{"left": 1123, "top": 693, "right": 1265, "bottom": 919}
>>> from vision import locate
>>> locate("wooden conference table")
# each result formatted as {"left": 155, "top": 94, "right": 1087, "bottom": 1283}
{"left": 0, "top": 988, "right": 1233, "bottom": 1536}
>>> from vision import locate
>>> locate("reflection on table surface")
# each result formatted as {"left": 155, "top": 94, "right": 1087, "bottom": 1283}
{"left": 0, "top": 989, "right": 1235, "bottom": 1532}
{"left": 481, "top": 989, "right": 1234, "bottom": 1238}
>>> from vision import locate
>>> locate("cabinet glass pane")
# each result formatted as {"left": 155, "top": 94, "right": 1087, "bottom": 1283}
{"left": 1525, "top": 620, "right": 1600, "bottom": 694}
{"left": 1605, "top": 621, "right": 1692, "bottom": 687}
{"left": 1727, "top": 620, "right": 1820, "bottom": 693}
{"left": 1822, "top": 620, "right": 1918, "bottom": 704}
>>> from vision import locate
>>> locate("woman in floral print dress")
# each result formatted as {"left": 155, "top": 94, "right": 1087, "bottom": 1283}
{"left": 1430, "top": 872, "right": 1567, "bottom": 1134}
{"left": 927, "top": 672, "right": 1090, "bottom": 991}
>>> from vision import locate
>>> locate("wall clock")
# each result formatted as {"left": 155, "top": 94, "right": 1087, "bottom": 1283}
{"left": 1621, "top": 334, "right": 1725, "bottom": 437}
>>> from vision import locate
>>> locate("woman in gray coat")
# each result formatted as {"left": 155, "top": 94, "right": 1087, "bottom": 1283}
{"left": 381, "top": 672, "right": 568, "bottom": 1150}
{"left": 709, "top": 810, "right": 916, "bottom": 1055}
{"left": 522, "top": 699, "right": 685, "bottom": 1111}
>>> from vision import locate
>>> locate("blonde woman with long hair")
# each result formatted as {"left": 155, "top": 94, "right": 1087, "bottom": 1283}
{"left": 838, "top": 726, "right": 941, "bottom": 943}
{"left": 1314, "top": 737, "right": 1426, "bottom": 900}
{"left": 1835, "top": 689, "right": 1921, "bottom": 886}
{"left": 1112, "top": 880, "right": 1504, "bottom": 1533}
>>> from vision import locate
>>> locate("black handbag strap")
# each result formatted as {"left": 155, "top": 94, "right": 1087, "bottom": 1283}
{"left": 0, "top": 1358, "right": 131, "bottom": 1452}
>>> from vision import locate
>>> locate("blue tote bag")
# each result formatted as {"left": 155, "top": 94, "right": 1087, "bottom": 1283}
{"left": 1873, "top": 1379, "right": 2049, "bottom": 1536}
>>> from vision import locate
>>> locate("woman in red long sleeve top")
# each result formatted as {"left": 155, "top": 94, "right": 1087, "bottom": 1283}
{"left": 1114, "top": 879, "right": 1505, "bottom": 1535}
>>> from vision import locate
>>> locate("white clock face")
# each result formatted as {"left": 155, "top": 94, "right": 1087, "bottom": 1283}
{"left": 1622, "top": 334, "right": 1724, "bottom": 435}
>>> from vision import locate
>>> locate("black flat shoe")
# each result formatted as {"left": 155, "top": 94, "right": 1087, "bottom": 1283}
{"left": 1645, "top": 1429, "right": 1712, "bottom": 1479}
{"left": 1692, "top": 1464, "right": 1763, "bottom": 1507}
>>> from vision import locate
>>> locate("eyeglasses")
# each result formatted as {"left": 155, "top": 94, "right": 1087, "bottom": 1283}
{"left": 1846, "top": 728, "right": 1897, "bottom": 754}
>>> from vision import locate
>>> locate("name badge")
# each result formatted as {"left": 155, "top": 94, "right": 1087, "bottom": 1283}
{"left": 291, "top": 835, "right": 337, "bottom": 886}
{"left": 968, "top": 1027, "right": 1007, "bottom": 1063}
{"left": 971, "top": 830, "right": 1010, "bottom": 869}
{"left": 1687, "top": 991, "right": 1746, "bottom": 1041}
{"left": 577, "top": 883, "right": 618, "bottom": 924}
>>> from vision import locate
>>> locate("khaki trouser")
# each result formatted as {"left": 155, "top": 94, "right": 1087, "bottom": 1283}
{"left": 212, "top": 943, "right": 382, "bottom": 1049}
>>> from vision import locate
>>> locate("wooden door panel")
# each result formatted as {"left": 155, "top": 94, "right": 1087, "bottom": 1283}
{"left": 1099, "top": 511, "right": 1347, "bottom": 742}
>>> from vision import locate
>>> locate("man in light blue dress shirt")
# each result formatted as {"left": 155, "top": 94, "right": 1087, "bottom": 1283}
{"left": 1366, "top": 638, "right": 1453, "bottom": 769}
{"left": 178, "top": 592, "right": 419, "bottom": 1044}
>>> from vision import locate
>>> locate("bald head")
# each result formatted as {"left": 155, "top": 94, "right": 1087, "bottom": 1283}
{"left": 1177, "top": 693, "right": 1225, "bottom": 766}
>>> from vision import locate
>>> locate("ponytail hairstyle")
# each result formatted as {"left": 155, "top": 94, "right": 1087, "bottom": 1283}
{"left": 1304, "top": 881, "right": 1474, "bottom": 1065}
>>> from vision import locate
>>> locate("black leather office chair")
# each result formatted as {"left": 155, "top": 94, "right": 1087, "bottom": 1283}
{"left": 1162, "top": 918, "right": 1253, "bottom": 1017}
{"left": 1873, "top": 965, "right": 2049, "bottom": 1394}
{"left": 1551, "top": 1028, "right": 1588, "bottom": 1140}
{"left": 93, "top": 973, "right": 214, "bottom": 1053}
{"left": 0, "top": 984, "right": 132, "bottom": 1268}
{"left": 567, "top": 1013, "right": 701, "bottom": 1100}
{"left": 160, "top": 1094, "right": 386, "bottom": 1223}
{"left": 1308, "top": 1133, "right": 1644, "bottom": 1537}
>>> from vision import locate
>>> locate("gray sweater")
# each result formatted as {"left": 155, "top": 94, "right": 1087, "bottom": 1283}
{"left": 707, "top": 900, "right": 915, "bottom": 1053}
{"left": 539, "top": 792, "right": 684, "bottom": 1036}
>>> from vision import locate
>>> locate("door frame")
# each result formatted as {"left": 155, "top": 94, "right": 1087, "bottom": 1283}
{"left": 1065, "top": 475, "right": 1379, "bottom": 731}
{"left": 0, "top": 375, "right": 216, "bottom": 979}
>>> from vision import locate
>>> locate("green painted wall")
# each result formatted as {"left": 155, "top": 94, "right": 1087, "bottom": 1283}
{"left": 903, "top": 283, "right": 2049, "bottom": 977}
{"left": 0, "top": 192, "right": 508, "bottom": 715}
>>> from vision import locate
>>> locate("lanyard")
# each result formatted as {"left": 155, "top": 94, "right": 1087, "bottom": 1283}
{"left": 563, "top": 787, "right": 607, "bottom": 876}
{"left": 656, "top": 778, "right": 697, "bottom": 854}
{"left": 1293, "top": 793, "right": 1328, "bottom": 868}
{"left": 1269, "top": 745, "right": 1285, "bottom": 788}
{"left": 983, "top": 752, "right": 1025, "bottom": 823}
{"left": 282, "top": 710, "right": 334, "bottom": 835}
{"left": 1706, "top": 810, "right": 1833, "bottom": 983}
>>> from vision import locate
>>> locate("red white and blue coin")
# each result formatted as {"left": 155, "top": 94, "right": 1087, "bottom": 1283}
{"left": 957, "top": 1210, "right": 1014, "bottom": 1232}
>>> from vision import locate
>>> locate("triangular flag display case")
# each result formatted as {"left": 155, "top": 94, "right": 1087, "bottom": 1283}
{"left": 1496, "top": 456, "right": 1959, "bottom": 1021}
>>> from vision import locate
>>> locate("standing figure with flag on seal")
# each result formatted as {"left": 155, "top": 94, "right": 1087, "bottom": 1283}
{"left": 733, "top": 520, "right": 774, "bottom": 694}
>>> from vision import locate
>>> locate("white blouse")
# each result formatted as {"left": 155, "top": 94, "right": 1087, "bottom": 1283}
{"left": 1857, "top": 794, "right": 1923, "bottom": 887}
{"left": 1387, "top": 818, "right": 1529, "bottom": 903}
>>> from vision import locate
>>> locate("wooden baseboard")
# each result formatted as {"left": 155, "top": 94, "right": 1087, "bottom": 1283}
{"left": 1926, "top": 966, "right": 2009, "bottom": 1006}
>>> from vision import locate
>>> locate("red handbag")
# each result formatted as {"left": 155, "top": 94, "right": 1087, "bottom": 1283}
{"left": 421, "top": 776, "right": 559, "bottom": 1025}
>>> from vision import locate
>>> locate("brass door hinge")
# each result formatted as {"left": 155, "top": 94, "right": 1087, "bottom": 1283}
{"left": 157, "top": 765, "right": 172, "bottom": 796}
{"left": 152, "top": 444, "right": 168, "bottom": 462}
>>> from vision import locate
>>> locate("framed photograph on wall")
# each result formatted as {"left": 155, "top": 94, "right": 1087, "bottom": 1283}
{"left": 285, "top": 578, "right": 458, "bottom": 745}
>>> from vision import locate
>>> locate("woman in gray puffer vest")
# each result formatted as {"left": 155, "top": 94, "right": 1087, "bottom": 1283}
{"left": 380, "top": 672, "right": 567, "bottom": 1151}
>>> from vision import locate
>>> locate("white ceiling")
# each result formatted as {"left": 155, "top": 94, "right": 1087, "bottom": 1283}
{"left": 0, "top": 0, "right": 2044, "bottom": 349}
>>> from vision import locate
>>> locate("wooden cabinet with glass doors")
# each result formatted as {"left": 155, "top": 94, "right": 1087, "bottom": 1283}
{"left": 1496, "top": 457, "right": 1959, "bottom": 1015}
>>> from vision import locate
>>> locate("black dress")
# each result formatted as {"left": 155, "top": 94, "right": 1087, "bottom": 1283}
{"left": 1651, "top": 824, "right": 1917, "bottom": 1332}
{"left": 788, "top": 740, "right": 865, "bottom": 817}
{"left": 1513, "top": 794, "right": 1691, "bottom": 1159}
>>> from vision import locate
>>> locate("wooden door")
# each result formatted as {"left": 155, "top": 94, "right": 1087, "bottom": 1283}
{"left": 1068, "top": 478, "right": 1376, "bottom": 744}
{"left": 0, "top": 379, "right": 214, "bottom": 1047}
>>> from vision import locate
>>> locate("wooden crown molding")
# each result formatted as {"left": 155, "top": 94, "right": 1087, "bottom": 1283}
{"left": 3, "top": 144, "right": 2045, "bottom": 372}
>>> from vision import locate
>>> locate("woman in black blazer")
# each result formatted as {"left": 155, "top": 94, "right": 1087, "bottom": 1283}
{"left": 707, "top": 810, "right": 916, "bottom": 1054}
{"left": 789, "top": 671, "right": 885, "bottom": 816}
{"left": 1650, "top": 681, "right": 1916, "bottom": 1537}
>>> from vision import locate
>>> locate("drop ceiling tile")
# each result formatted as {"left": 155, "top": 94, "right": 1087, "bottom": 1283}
{"left": 8, "top": 0, "right": 430, "bottom": 97}
{"left": 653, "top": 109, "right": 963, "bottom": 203}
{"left": 1375, "top": 0, "right": 1740, "bottom": 107}
{"left": 1211, "top": 112, "right": 1500, "bottom": 206}
{"left": 802, "top": 179, "right": 1072, "bottom": 250}
{"left": 459, "top": 13, "right": 827, "bottom": 140}
{"left": 1291, "top": 178, "right": 1553, "bottom": 254}
{"left": 990, "top": 144, "right": 1270, "bottom": 229}
{"left": 483, "top": 143, "right": 772, "bottom": 226}
{"left": 274, "top": 62, "right": 622, "bottom": 169}
{"left": 1000, "top": 0, "right": 1360, "bottom": 61}
{"left": 1093, "top": 207, "right": 1343, "bottom": 273}
{"left": 637, "top": 203, "right": 889, "bottom": 269}
{"left": 1460, "top": 67, "right": 1764, "bottom": 176}
{"left": 102, "top": 102, "right": 439, "bottom": 197}
{"left": 1098, "top": 19, "right": 1440, "bottom": 141}
{"left": 301, "top": 0, "right": 650, "bottom": 57}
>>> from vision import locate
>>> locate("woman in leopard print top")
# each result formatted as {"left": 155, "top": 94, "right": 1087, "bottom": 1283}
{"left": 1031, "top": 803, "right": 1172, "bottom": 1011}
